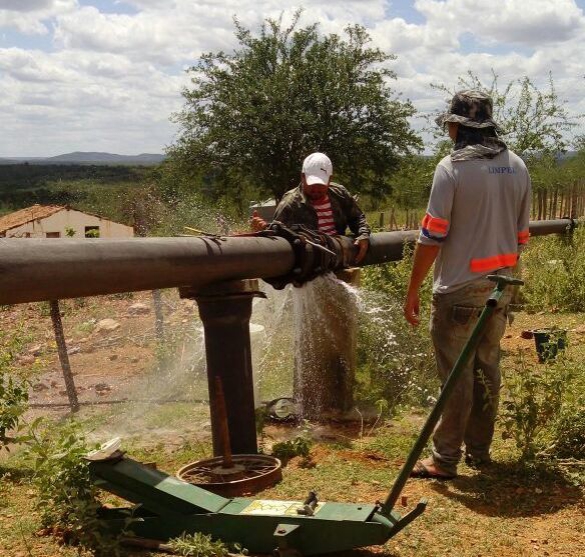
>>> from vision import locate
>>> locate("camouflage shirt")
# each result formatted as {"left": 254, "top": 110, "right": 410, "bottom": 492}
{"left": 273, "top": 182, "right": 370, "bottom": 240}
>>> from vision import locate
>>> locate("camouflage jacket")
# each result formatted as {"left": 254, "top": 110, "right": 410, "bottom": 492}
{"left": 273, "top": 182, "right": 370, "bottom": 240}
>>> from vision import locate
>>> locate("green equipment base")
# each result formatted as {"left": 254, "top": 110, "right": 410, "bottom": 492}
{"left": 89, "top": 452, "right": 426, "bottom": 556}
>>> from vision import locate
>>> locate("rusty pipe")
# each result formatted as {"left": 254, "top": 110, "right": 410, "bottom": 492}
{"left": 0, "top": 219, "right": 577, "bottom": 305}
{"left": 0, "top": 236, "right": 295, "bottom": 305}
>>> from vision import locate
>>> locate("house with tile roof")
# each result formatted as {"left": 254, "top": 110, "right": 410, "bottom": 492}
{"left": 0, "top": 205, "right": 134, "bottom": 238}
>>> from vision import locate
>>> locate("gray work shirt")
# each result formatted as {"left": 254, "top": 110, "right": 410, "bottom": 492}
{"left": 419, "top": 149, "right": 531, "bottom": 294}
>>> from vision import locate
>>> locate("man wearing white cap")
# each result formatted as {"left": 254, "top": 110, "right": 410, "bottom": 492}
{"left": 251, "top": 152, "right": 370, "bottom": 264}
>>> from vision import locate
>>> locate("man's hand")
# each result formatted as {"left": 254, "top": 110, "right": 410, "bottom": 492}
{"left": 403, "top": 243, "right": 440, "bottom": 327}
{"left": 404, "top": 289, "right": 421, "bottom": 327}
{"left": 250, "top": 210, "right": 268, "bottom": 232}
{"left": 354, "top": 238, "right": 369, "bottom": 264}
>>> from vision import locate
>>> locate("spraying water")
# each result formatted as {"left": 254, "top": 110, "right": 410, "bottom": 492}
{"left": 84, "top": 269, "right": 433, "bottom": 444}
{"left": 290, "top": 273, "right": 359, "bottom": 419}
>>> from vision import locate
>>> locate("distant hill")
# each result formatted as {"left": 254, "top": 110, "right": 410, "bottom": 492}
{"left": 0, "top": 152, "right": 166, "bottom": 166}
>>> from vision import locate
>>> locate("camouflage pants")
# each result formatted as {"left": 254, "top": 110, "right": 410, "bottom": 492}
{"left": 429, "top": 279, "right": 511, "bottom": 475}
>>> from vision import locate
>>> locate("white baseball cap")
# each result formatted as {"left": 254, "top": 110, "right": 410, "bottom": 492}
{"left": 302, "top": 152, "right": 332, "bottom": 186}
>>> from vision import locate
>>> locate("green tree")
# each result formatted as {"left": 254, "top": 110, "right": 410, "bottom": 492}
{"left": 431, "top": 71, "right": 581, "bottom": 158}
{"left": 169, "top": 11, "right": 421, "bottom": 202}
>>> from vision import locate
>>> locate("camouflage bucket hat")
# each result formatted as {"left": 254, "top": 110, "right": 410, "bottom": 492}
{"left": 435, "top": 89, "right": 501, "bottom": 131}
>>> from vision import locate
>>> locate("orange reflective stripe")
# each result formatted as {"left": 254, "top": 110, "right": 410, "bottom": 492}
{"left": 421, "top": 213, "right": 449, "bottom": 234}
{"left": 470, "top": 253, "right": 518, "bottom": 273}
{"left": 518, "top": 229, "right": 529, "bottom": 244}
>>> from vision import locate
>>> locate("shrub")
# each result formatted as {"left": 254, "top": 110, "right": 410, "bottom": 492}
{"left": 549, "top": 409, "right": 585, "bottom": 459}
{"left": 0, "top": 325, "right": 31, "bottom": 446}
{"left": 26, "top": 419, "right": 131, "bottom": 556}
{"left": 272, "top": 435, "right": 313, "bottom": 462}
{"left": 167, "top": 532, "right": 231, "bottom": 557}
{"left": 500, "top": 350, "right": 582, "bottom": 461}
{"left": 521, "top": 225, "right": 585, "bottom": 312}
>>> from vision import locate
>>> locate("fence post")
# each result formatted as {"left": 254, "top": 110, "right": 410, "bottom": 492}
{"left": 152, "top": 289, "right": 164, "bottom": 341}
{"left": 390, "top": 207, "right": 397, "bottom": 230}
{"left": 49, "top": 300, "right": 79, "bottom": 413}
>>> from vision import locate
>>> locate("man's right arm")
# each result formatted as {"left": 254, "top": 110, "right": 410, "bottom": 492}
{"left": 404, "top": 161, "right": 454, "bottom": 326}
{"left": 404, "top": 244, "right": 440, "bottom": 326}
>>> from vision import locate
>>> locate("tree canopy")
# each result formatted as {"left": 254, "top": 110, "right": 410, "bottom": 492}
{"left": 169, "top": 12, "right": 422, "bottom": 202}
{"left": 431, "top": 71, "right": 582, "bottom": 158}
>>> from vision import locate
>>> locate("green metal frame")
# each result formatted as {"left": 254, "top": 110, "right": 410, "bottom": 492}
{"left": 89, "top": 455, "right": 426, "bottom": 555}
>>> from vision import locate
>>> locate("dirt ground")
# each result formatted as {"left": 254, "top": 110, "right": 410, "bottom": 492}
{"left": 0, "top": 292, "right": 584, "bottom": 556}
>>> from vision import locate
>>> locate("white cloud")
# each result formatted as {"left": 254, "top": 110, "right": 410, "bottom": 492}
{"left": 0, "top": 0, "right": 76, "bottom": 34}
{"left": 0, "top": 1, "right": 55, "bottom": 12}
{"left": 416, "top": 0, "right": 584, "bottom": 46}
{"left": 1, "top": 0, "right": 585, "bottom": 156}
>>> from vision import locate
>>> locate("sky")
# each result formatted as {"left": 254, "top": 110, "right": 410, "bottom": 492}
{"left": 1, "top": 0, "right": 585, "bottom": 157}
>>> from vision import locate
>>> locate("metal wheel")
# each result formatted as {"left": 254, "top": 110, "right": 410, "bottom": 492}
{"left": 177, "top": 454, "right": 282, "bottom": 497}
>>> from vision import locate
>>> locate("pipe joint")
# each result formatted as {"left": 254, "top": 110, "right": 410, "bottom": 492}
{"left": 258, "top": 222, "right": 344, "bottom": 289}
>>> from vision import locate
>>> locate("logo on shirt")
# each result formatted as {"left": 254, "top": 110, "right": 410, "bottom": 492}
{"left": 488, "top": 166, "right": 516, "bottom": 174}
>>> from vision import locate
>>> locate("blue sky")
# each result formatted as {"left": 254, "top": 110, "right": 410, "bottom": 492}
{"left": 0, "top": 0, "right": 584, "bottom": 156}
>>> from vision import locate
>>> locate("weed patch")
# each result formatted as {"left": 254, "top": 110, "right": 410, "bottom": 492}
{"left": 521, "top": 225, "right": 585, "bottom": 312}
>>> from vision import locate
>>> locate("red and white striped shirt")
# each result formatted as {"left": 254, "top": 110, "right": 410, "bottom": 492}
{"left": 311, "top": 196, "right": 336, "bottom": 235}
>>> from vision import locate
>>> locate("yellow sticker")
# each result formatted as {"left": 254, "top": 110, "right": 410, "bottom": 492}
{"left": 240, "top": 499, "right": 324, "bottom": 516}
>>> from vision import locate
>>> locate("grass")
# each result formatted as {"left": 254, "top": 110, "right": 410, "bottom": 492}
{"left": 0, "top": 403, "right": 583, "bottom": 557}
{"left": 0, "top": 298, "right": 583, "bottom": 556}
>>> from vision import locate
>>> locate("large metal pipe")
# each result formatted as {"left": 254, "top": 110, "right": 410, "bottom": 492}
{"left": 527, "top": 218, "right": 575, "bottom": 236}
{"left": 0, "top": 236, "right": 294, "bottom": 305}
{"left": 0, "top": 219, "right": 577, "bottom": 305}
{"left": 360, "top": 218, "right": 576, "bottom": 265}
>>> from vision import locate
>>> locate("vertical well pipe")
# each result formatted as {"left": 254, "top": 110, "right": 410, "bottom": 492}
{"left": 187, "top": 281, "right": 262, "bottom": 456}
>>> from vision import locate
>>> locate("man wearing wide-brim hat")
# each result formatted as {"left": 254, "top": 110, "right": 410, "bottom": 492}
{"left": 404, "top": 90, "right": 532, "bottom": 479}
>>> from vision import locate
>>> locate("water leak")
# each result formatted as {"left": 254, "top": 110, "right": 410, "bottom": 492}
{"left": 85, "top": 270, "right": 434, "bottom": 444}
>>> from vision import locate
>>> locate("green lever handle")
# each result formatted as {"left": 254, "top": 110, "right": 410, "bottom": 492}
{"left": 487, "top": 274, "right": 524, "bottom": 288}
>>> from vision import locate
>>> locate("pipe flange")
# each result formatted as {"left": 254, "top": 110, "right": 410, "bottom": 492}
{"left": 258, "top": 222, "right": 340, "bottom": 288}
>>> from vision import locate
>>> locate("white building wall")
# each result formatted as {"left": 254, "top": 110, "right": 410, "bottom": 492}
{"left": 6, "top": 208, "right": 134, "bottom": 238}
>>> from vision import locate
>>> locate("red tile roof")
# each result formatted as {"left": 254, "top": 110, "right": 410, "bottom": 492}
{"left": 0, "top": 204, "right": 65, "bottom": 233}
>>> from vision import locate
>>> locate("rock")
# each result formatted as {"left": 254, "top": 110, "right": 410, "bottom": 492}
{"left": 67, "top": 346, "right": 81, "bottom": 355}
{"left": 28, "top": 344, "right": 43, "bottom": 356}
{"left": 94, "top": 318, "right": 120, "bottom": 334}
{"left": 128, "top": 303, "right": 151, "bottom": 316}
{"left": 18, "top": 354, "right": 36, "bottom": 365}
